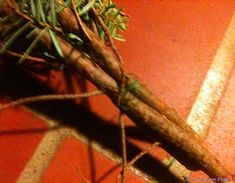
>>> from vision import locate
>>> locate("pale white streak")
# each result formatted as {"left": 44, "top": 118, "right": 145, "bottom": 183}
{"left": 187, "top": 13, "right": 235, "bottom": 137}
{"left": 16, "top": 110, "right": 73, "bottom": 183}
{"left": 168, "top": 13, "right": 235, "bottom": 181}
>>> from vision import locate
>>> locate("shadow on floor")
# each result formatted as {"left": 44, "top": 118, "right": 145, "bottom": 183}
{"left": 0, "top": 61, "right": 186, "bottom": 183}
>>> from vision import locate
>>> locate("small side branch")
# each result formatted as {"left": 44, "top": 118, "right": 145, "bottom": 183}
{"left": 119, "top": 114, "right": 127, "bottom": 183}
{"left": 0, "top": 90, "right": 103, "bottom": 111}
{"left": 116, "top": 141, "right": 160, "bottom": 183}
{"left": 71, "top": 0, "right": 92, "bottom": 41}
{"left": 0, "top": 44, "right": 46, "bottom": 63}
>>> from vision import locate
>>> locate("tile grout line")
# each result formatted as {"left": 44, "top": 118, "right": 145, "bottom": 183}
{"left": 168, "top": 12, "right": 235, "bottom": 180}
{"left": 16, "top": 107, "right": 157, "bottom": 183}
{"left": 71, "top": 130, "right": 159, "bottom": 183}
{"left": 186, "top": 13, "right": 235, "bottom": 137}
{"left": 16, "top": 109, "right": 74, "bottom": 183}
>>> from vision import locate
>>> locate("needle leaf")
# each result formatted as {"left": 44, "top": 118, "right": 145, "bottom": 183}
{"left": 49, "top": 0, "right": 57, "bottom": 26}
{"left": 36, "top": 0, "right": 46, "bottom": 22}
{"left": 79, "top": 0, "right": 96, "bottom": 15}
{"left": 19, "top": 27, "right": 48, "bottom": 64}
{"left": 48, "top": 29, "right": 64, "bottom": 58}
{"left": 0, "top": 21, "right": 31, "bottom": 54}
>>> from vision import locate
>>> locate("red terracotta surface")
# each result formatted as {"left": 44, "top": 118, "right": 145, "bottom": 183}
{"left": 41, "top": 137, "right": 145, "bottom": 183}
{"left": 115, "top": 0, "right": 235, "bottom": 119}
{"left": 0, "top": 0, "right": 235, "bottom": 182}
{"left": 0, "top": 105, "right": 48, "bottom": 183}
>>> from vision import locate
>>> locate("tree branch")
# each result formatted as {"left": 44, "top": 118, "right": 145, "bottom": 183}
{"left": 0, "top": 1, "right": 233, "bottom": 182}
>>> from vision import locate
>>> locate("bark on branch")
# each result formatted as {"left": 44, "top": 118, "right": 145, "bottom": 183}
{"left": 0, "top": 1, "right": 233, "bottom": 182}
{"left": 57, "top": 2, "right": 201, "bottom": 140}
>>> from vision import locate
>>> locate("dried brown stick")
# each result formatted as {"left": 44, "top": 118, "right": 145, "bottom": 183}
{"left": 91, "top": 7, "right": 124, "bottom": 66}
{"left": 37, "top": 25, "right": 231, "bottom": 180}
{"left": 119, "top": 114, "right": 127, "bottom": 183}
{"left": 0, "top": 2, "right": 232, "bottom": 181}
{"left": 70, "top": 0, "right": 92, "bottom": 41}
{"left": 90, "top": 6, "right": 127, "bottom": 182}
{"left": 0, "top": 90, "right": 103, "bottom": 111}
{"left": 126, "top": 142, "right": 161, "bottom": 169}
{"left": 116, "top": 141, "right": 160, "bottom": 182}
{"left": 57, "top": 3, "right": 200, "bottom": 140}
{"left": 0, "top": 43, "right": 46, "bottom": 63}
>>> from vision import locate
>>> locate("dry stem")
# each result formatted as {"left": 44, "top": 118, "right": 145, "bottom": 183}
{"left": 0, "top": 1, "right": 233, "bottom": 182}
{"left": 38, "top": 23, "right": 232, "bottom": 181}
{"left": 57, "top": 3, "right": 201, "bottom": 140}
{"left": 0, "top": 90, "right": 103, "bottom": 111}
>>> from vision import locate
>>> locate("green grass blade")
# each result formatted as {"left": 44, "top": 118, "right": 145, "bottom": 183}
{"left": 113, "top": 34, "right": 125, "bottom": 41}
{"left": 19, "top": 27, "right": 48, "bottom": 64}
{"left": 79, "top": 0, "right": 96, "bottom": 15}
{"left": 49, "top": 0, "right": 57, "bottom": 26}
{"left": 30, "top": 0, "right": 36, "bottom": 18}
{"left": 48, "top": 29, "right": 64, "bottom": 58}
{"left": 0, "top": 21, "right": 31, "bottom": 55}
{"left": 1, "top": 19, "right": 23, "bottom": 37}
{"left": 75, "top": 0, "right": 84, "bottom": 7}
{"left": 36, "top": 0, "right": 46, "bottom": 22}
{"left": 99, "top": 3, "right": 116, "bottom": 16}
{"left": 26, "top": 27, "right": 39, "bottom": 39}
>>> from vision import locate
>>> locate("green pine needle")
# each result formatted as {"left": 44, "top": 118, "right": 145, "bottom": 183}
{"left": 30, "top": 0, "right": 36, "bottom": 18}
{"left": 1, "top": 19, "right": 23, "bottom": 38}
{"left": 79, "top": 0, "right": 96, "bottom": 15}
{"left": 48, "top": 29, "right": 64, "bottom": 58}
{"left": 37, "top": 0, "right": 46, "bottom": 22}
{"left": 49, "top": 0, "right": 57, "bottom": 26}
{"left": 0, "top": 21, "right": 31, "bottom": 55}
{"left": 19, "top": 27, "right": 48, "bottom": 64}
{"left": 0, "top": 0, "right": 128, "bottom": 59}
{"left": 113, "top": 34, "right": 125, "bottom": 42}
{"left": 26, "top": 27, "right": 39, "bottom": 39}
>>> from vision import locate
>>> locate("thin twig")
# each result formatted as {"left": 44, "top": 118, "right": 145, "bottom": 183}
{"left": 126, "top": 142, "right": 160, "bottom": 169}
{"left": 119, "top": 114, "right": 127, "bottom": 183}
{"left": 91, "top": 4, "right": 128, "bottom": 182}
{"left": 91, "top": 6, "right": 126, "bottom": 110}
{"left": 116, "top": 141, "right": 160, "bottom": 183}
{"left": 91, "top": 7, "right": 125, "bottom": 89}
{"left": 71, "top": 0, "right": 92, "bottom": 41}
{"left": 117, "top": 142, "right": 161, "bottom": 182}
{"left": 0, "top": 43, "right": 46, "bottom": 63}
{"left": 91, "top": 7, "right": 123, "bottom": 66}
{"left": 91, "top": 20, "right": 99, "bottom": 37}
{"left": 0, "top": 90, "right": 103, "bottom": 111}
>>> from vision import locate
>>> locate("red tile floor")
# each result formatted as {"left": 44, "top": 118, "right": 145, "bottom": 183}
{"left": 0, "top": 1, "right": 235, "bottom": 183}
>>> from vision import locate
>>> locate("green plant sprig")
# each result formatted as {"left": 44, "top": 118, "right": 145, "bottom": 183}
{"left": 0, "top": 0, "right": 128, "bottom": 63}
